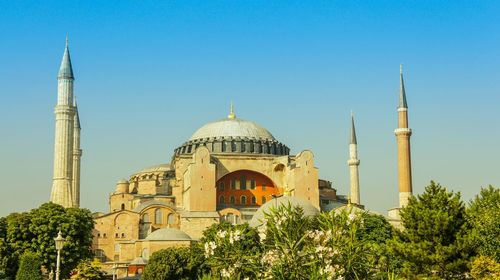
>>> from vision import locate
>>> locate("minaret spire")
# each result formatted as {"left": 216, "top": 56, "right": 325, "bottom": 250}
{"left": 348, "top": 112, "right": 361, "bottom": 205}
{"left": 395, "top": 65, "right": 413, "bottom": 208}
{"left": 72, "top": 98, "right": 82, "bottom": 207}
{"left": 50, "top": 37, "right": 76, "bottom": 208}
{"left": 399, "top": 64, "right": 407, "bottom": 108}
{"left": 58, "top": 35, "right": 74, "bottom": 80}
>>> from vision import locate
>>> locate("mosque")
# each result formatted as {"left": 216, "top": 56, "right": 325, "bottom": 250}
{"left": 49, "top": 40, "right": 413, "bottom": 278}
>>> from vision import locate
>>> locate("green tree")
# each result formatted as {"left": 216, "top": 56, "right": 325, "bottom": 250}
{"left": 74, "top": 259, "right": 106, "bottom": 280}
{"left": 470, "top": 255, "right": 500, "bottom": 280}
{"left": 141, "top": 247, "right": 196, "bottom": 280}
{"left": 0, "top": 203, "right": 94, "bottom": 279}
{"left": 390, "top": 181, "right": 469, "bottom": 279}
{"left": 15, "top": 251, "right": 42, "bottom": 280}
{"left": 466, "top": 185, "right": 500, "bottom": 261}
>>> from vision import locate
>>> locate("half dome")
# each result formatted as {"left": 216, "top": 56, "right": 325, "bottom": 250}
{"left": 145, "top": 228, "right": 192, "bottom": 241}
{"left": 249, "top": 196, "right": 320, "bottom": 227}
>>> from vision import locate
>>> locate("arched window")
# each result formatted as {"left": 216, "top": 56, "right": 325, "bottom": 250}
{"left": 240, "top": 176, "right": 247, "bottom": 190}
{"left": 168, "top": 213, "right": 175, "bottom": 225}
{"left": 230, "top": 196, "right": 235, "bottom": 204}
{"left": 142, "top": 213, "right": 150, "bottom": 223}
{"left": 115, "top": 233, "right": 119, "bottom": 238}
{"left": 155, "top": 209, "right": 162, "bottom": 224}
{"left": 240, "top": 195, "right": 247, "bottom": 205}
{"left": 250, "top": 180, "right": 256, "bottom": 190}
{"left": 121, "top": 233, "right": 125, "bottom": 238}
{"left": 219, "top": 196, "right": 225, "bottom": 204}
{"left": 121, "top": 203, "right": 125, "bottom": 210}
{"left": 251, "top": 196, "right": 256, "bottom": 204}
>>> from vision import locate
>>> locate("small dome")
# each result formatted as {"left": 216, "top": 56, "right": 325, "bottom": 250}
{"left": 190, "top": 118, "right": 275, "bottom": 141}
{"left": 249, "top": 196, "right": 320, "bottom": 227}
{"left": 117, "top": 179, "right": 129, "bottom": 184}
{"left": 145, "top": 228, "right": 192, "bottom": 241}
{"left": 130, "top": 257, "right": 148, "bottom": 265}
{"left": 135, "top": 164, "right": 171, "bottom": 174}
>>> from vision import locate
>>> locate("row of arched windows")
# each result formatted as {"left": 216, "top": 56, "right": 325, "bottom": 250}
{"left": 219, "top": 195, "right": 266, "bottom": 205}
{"left": 141, "top": 209, "right": 175, "bottom": 225}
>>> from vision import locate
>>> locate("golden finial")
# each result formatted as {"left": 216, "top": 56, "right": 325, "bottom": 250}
{"left": 228, "top": 102, "right": 236, "bottom": 119}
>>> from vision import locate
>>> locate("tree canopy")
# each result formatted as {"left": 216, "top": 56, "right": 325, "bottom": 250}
{"left": 0, "top": 203, "right": 94, "bottom": 279}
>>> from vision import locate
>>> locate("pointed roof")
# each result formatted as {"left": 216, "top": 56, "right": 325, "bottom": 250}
{"left": 74, "top": 100, "right": 81, "bottom": 129}
{"left": 58, "top": 36, "right": 74, "bottom": 79}
{"left": 398, "top": 64, "right": 407, "bottom": 108}
{"left": 350, "top": 112, "right": 357, "bottom": 144}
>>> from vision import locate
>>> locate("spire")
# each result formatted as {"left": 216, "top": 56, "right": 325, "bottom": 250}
{"left": 58, "top": 35, "right": 74, "bottom": 79}
{"left": 398, "top": 64, "right": 407, "bottom": 108}
{"left": 74, "top": 98, "right": 81, "bottom": 129}
{"left": 228, "top": 102, "right": 236, "bottom": 119}
{"left": 350, "top": 111, "right": 357, "bottom": 144}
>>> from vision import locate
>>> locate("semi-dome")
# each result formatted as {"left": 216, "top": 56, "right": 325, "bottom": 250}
{"left": 145, "top": 228, "right": 192, "bottom": 241}
{"left": 249, "top": 196, "right": 320, "bottom": 227}
{"left": 190, "top": 118, "right": 275, "bottom": 141}
{"left": 175, "top": 105, "right": 290, "bottom": 156}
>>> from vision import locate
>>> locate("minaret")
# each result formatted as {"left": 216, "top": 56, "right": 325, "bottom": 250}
{"left": 395, "top": 65, "right": 413, "bottom": 207}
{"left": 347, "top": 112, "right": 361, "bottom": 205}
{"left": 50, "top": 37, "right": 76, "bottom": 208}
{"left": 72, "top": 99, "right": 82, "bottom": 207}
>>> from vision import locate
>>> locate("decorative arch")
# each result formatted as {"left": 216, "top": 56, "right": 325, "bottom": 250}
{"left": 216, "top": 170, "right": 282, "bottom": 209}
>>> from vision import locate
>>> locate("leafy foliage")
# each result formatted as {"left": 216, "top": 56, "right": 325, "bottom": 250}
{"left": 470, "top": 255, "right": 500, "bottom": 280}
{"left": 200, "top": 221, "right": 261, "bottom": 279}
{"left": 15, "top": 251, "right": 43, "bottom": 280}
{"left": 141, "top": 247, "right": 199, "bottom": 280}
{"left": 0, "top": 203, "right": 94, "bottom": 279}
{"left": 466, "top": 185, "right": 500, "bottom": 261}
{"left": 391, "top": 181, "right": 469, "bottom": 279}
{"left": 74, "top": 259, "right": 106, "bottom": 280}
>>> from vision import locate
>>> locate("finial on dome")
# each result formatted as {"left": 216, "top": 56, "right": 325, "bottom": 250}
{"left": 228, "top": 102, "right": 236, "bottom": 119}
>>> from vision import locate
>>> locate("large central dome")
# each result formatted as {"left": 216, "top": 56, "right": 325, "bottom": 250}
{"left": 189, "top": 118, "right": 275, "bottom": 141}
{"left": 174, "top": 105, "right": 290, "bottom": 156}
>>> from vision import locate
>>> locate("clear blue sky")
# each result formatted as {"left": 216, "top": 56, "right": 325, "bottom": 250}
{"left": 0, "top": 0, "right": 499, "bottom": 216}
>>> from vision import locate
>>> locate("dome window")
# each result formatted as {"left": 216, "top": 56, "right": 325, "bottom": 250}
{"left": 230, "top": 196, "right": 235, "bottom": 204}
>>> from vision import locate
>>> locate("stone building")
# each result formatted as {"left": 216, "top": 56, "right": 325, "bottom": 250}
{"left": 47, "top": 39, "right": 414, "bottom": 278}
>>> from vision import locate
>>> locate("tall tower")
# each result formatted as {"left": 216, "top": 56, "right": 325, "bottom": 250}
{"left": 348, "top": 112, "right": 361, "bottom": 205}
{"left": 395, "top": 65, "right": 413, "bottom": 207}
{"left": 72, "top": 100, "right": 82, "bottom": 207}
{"left": 50, "top": 37, "right": 76, "bottom": 208}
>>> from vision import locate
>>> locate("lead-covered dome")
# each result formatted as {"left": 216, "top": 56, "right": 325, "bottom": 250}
{"left": 190, "top": 118, "right": 275, "bottom": 141}
{"left": 175, "top": 106, "right": 290, "bottom": 156}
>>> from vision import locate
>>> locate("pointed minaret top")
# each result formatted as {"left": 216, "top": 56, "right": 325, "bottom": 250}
{"left": 74, "top": 97, "right": 81, "bottom": 129}
{"left": 350, "top": 112, "right": 357, "bottom": 144}
{"left": 398, "top": 64, "right": 408, "bottom": 108}
{"left": 228, "top": 102, "right": 236, "bottom": 119}
{"left": 58, "top": 36, "right": 74, "bottom": 79}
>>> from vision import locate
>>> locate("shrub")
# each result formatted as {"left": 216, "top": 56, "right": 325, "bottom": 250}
{"left": 15, "top": 251, "right": 42, "bottom": 280}
{"left": 141, "top": 247, "right": 197, "bottom": 280}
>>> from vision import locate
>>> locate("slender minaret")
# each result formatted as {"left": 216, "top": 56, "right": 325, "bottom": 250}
{"left": 348, "top": 112, "right": 361, "bottom": 205}
{"left": 50, "top": 37, "right": 76, "bottom": 208}
{"left": 395, "top": 65, "right": 413, "bottom": 207}
{"left": 72, "top": 99, "right": 82, "bottom": 207}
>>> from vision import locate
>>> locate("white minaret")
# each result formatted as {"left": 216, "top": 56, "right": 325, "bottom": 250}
{"left": 348, "top": 112, "right": 361, "bottom": 205}
{"left": 50, "top": 37, "right": 76, "bottom": 208}
{"left": 72, "top": 99, "right": 82, "bottom": 207}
